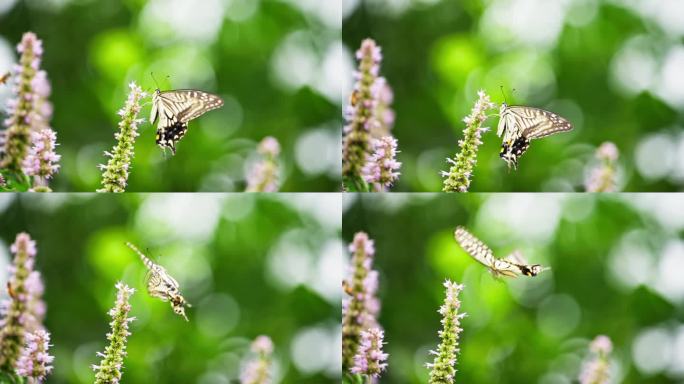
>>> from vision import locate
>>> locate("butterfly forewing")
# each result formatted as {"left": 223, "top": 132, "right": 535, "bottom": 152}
{"left": 508, "top": 106, "right": 572, "bottom": 139}
{"left": 454, "top": 226, "right": 497, "bottom": 268}
{"left": 159, "top": 90, "right": 223, "bottom": 123}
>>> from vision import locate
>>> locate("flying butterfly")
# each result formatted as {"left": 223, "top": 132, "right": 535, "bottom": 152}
{"left": 497, "top": 102, "right": 573, "bottom": 169}
{"left": 0, "top": 72, "right": 10, "bottom": 85}
{"left": 126, "top": 242, "right": 191, "bottom": 321}
{"left": 150, "top": 87, "right": 224, "bottom": 154}
{"left": 454, "top": 226, "right": 548, "bottom": 278}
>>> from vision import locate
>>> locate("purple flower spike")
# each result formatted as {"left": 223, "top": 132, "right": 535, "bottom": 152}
{"left": 362, "top": 136, "right": 401, "bottom": 191}
{"left": 15, "top": 329, "right": 54, "bottom": 382}
{"left": 371, "top": 77, "right": 395, "bottom": 138}
{"left": 343, "top": 232, "right": 382, "bottom": 372}
{"left": 22, "top": 128, "right": 61, "bottom": 190}
{"left": 343, "top": 38, "right": 400, "bottom": 191}
{"left": 0, "top": 233, "right": 47, "bottom": 371}
{"left": 2, "top": 32, "right": 57, "bottom": 179}
{"left": 351, "top": 328, "right": 388, "bottom": 378}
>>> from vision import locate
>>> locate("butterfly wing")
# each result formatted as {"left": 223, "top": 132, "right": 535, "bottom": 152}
{"left": 159, "top": 90, "right": 224, "bottom": 123}
{"left": 503, "top": 250, "right": 527, "bottom": 265}
{"left": 497, "top": 104, "right": 523, "bottom": 143}
{"left": 506, "top": 106, "right": 573, "bottom": 140}
{"left": 454, "top": 226, "right": 497, "bottom": 269}
{"left": 152, "top": 89, "right": 224, "bottom": 152}
{"left": 498, "top": 105, "right": 572, "bottom": 169}
{"left": 146, "top": 269, "right": 171, "bottom": 301}
{"left": 455, "top": 227, "right": 526, "bottom": 278}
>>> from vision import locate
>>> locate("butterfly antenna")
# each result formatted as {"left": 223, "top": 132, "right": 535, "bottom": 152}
{"left": 500, "top": 85, "right": 507, "bottom": 105}
{"left": 126, "top": 242, "right": 148, "bottom": 263}
{"left": 150, "top": 72, "right": 160, "bottom": 90}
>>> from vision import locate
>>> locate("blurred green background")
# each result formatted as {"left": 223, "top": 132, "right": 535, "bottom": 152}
{"left": 0, "top": 193, "right": 341, "bottom": 383}
{"left": 0, "top": 0, "right": 341, "bottom": 191}
{"left": 343, "top": 0, "right": 684, "bottom": 191}
{"left": 343, "top": 193, "right": 684, "bottom": 383}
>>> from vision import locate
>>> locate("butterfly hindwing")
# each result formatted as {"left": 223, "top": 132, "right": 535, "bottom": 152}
{"left": 156, "top": 121, "right": 188, "bottom": 153}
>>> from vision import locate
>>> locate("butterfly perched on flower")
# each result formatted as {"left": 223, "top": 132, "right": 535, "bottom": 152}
{"left": 497, "top": 103, "right": 573, "bottom": 169}
{"left": 454, "top": 226, "right": 549, "bottom": 278}
{"left": 149, "top": 88, "right": 224, "bottom": 154}
{"left": 126, "top": 242, "right": 191, "bottom": 321}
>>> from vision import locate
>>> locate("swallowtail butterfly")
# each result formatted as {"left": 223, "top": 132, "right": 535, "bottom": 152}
{"left": 126, "top": 242, "right": 191, "bottom": 321}
{"left": 497, "top": 103, "right": 573, "bottom": 169}
{"left": 454, "top": 226, "right": 548, "bottom": 278}
{"left": 150, "top": 88, "right": 224, "bottom": 154}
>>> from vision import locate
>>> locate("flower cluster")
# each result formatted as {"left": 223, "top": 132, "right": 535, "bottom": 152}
{"left": 22, "top": 129, "right": 60, "bottom": 191}
{"left": 0, "top": 233, "right": 47, "bottom": 371}
{"left": 442, "top": 90, "right": 496, "bottom": 192}
{"left": 579, "top": 335, "right": 613, "bottom": 384}
{"left": 246, "top": 136, "right": 281, "bottom": 192}
{"left": 2, "top": 32, "right": 58, "bottom": 181}
{"left": 239, "top": 335, "right": 274, "bottom": 384}
{"left": 92, "top": 282, "right": 136, "bottom": 384}
{"left": 350, "top": 328, "right": 388, "bottom": 377}
{"left": 15, "top": 329, "right": 54, "bottom": 382}
{"left": 585, "top": 142, "right": 619, "bottom": 192}
{"left": 426, "top": 280, "right": 466, "bottom": 384}
{"left": 371, "top": 77, "right": 395, "bottom": 139}
{"left": 98, "top": 82, "right": 146, "bottom": 193}
{"left": 342, "top": 38, "right": 401, "bottom": 191}
{"left": 362, "top": 136, "right": 401, "bottom": 191}
{"left": 342, "top": 232, "right": 382, "bottom": 371}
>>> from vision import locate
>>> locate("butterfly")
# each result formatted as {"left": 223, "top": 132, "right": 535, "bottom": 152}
{"left": 497, "top": 103, "right": 573, "bottom": 169}
{"left": 0, "top": 72, "right": 10, "bottom": 85}
{"left": 454, "top": 226, "right": 549, "bottom": 278}
{"left": 149, "top": 89, "right": 224, "bottom": 154}
{"left": 126, "top": 242, "right": 191, "bottom": 321}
